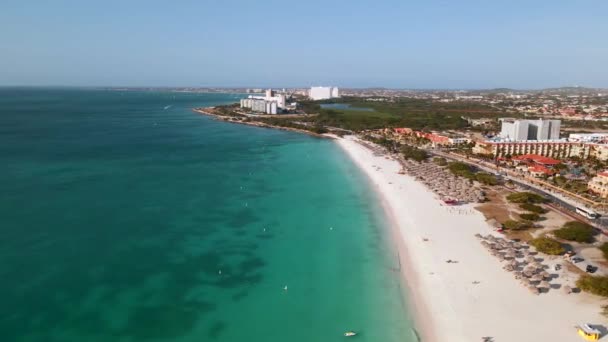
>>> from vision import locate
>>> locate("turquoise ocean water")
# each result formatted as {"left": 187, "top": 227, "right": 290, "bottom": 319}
{"left": 0, "top": 89, "right": 415, "bottom": 342}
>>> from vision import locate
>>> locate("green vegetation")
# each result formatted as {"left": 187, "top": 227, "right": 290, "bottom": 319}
{"left": 554, "top": 221, "right": 595, "bottom": 243}
{"left": 433, "top": 157, "right": 447, "bottom": 166}
{"left": 401, "top": 145, "right": 428, "bottom": 162}
{"left": 599, "top": 243, "right": 608, "bottom": 261}
{"left": 506, "top": 192, "right": 547, "bottom": 204}
{"left": 529, "top": 237, "right": 565, "bottom": 255}
{"left": 502, "top": 220, "right": 531, "bottom": 230}
{"left": 475, "top": 172, "right": 498, "bottom": 186}
{"left": 519, "top": 213, "right": 541, "bottom": 221}
{"left": 298, "top": 97, "right": 505, "bottom": 132}
{"left": 448, "top": 162, "right": 475, "bottom": 178}
{"left": 447, "top": 162, "right": 498, "bottom": 185}
{"left": 519, "top": 203, "right": 547, "bottom": 214}
{"left": 577, "top": 275, "right": 608, "bottom": 297}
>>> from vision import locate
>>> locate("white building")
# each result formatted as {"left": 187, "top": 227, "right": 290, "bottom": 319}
{"left": 499, "top": 118, "right": 561, "bottom": 141}
{"left": 569, "top": 133, "right": 608, "bottom": 143}
{"left": 309, "top": 86, "right": 340, "bottom": 101}
{"left": 239, "top": 88, "right": 287, "bottom": 114}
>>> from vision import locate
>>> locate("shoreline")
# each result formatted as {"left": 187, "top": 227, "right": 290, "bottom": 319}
{"left": 335, "top": 135, "right": 606, "bottom": 342}
{"left": 192, "top": 108, "right": 332, "bottom": 139}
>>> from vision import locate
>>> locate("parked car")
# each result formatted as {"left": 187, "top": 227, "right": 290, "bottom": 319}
{"left": 586, "top": 265, "right": 597, "bottom": 273}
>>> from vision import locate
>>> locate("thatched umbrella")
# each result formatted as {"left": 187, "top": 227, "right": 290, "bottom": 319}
{"left": 540, "top": 271, "right": 551, "bottom": 280}
{"left": 562, "top": 285, "right": 572, "bottom": 294}
{"left": 539, "top": 280, "right": 551, "bottom": 289}
{"left": 475, "top": 233, "right": 482, "bottom": 239}
{"left": 514, "top": 271, "right": 523, "bottom": 279}
{"left": 504, "top": 264, "right": 514, "bottom": 272}
{"left": 531, "top": 274, "right": 543, "bottom": 282}
{"left": 525, "top": 256, "right": 536, "bottom": 263}
{"left": 528, "top": 285, "right": 539, "bottom": 295}
{"left": 509, "top": 260, "right": 519, "bottom": 267}
{"left": 523, "top": 269, "right": 534, "bottom": 278}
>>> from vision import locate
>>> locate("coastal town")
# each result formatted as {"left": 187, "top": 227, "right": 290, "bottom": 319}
{"left": 194, "top": 86, "right": 608, "bottom": 341}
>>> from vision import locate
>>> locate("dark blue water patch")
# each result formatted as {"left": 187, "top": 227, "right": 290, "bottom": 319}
{"left": 320, "top": 103, "right": 376, "bottom": 112}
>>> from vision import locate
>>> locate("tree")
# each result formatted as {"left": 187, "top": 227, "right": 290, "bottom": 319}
{"left": 519, "top": 213, "right": 541, "bottom": 221}
{"left": 554, "top": 221, "right": 596, "bottom": 243}
{"left": 600, "top": 243, "right": 608, "bottom": 261}
{"left": 519, "top": 203, "right": 547, "bottom": 213}
{"left": 577, "top": 275, "right": 608, "bottom": 297}
{"left": 506, "top": 192, "right": 548, "bottom": 204}
{"left": 529, "top": 237, "right": 565, "bottom": 255}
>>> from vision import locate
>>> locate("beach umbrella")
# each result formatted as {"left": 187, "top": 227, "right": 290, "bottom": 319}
{"left": 541, "top": 271, "right": 551, "bottom": 280}
{"left": 528, "top": 285, "right": 539, "bottom": 294}
{"left": 510, "top": 260, "right": 519, "bottom": 267}
{"left": 562, "top": 285, "right": 572, "bottom": 294}
{"left": 539, "top": 280, "right": 551, "bottom": 289}
{"left": 531, "top": 274, "right": 543, "bottom": 282}
{"left": 523, "top": 270, "right": 534, "bottom": 278}
{"left": 525, "top": 256, "right": 536, "bottom": 263}
{"left": 514, "top": 271, "right": 523, "bottom": 279}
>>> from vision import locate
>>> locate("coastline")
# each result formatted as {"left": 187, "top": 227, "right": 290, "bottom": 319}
{"left": 334, "top": 135, "right": 606, "bottom": 342}
{"left": 192, "top": 108, "right": 332, "bottom": 139}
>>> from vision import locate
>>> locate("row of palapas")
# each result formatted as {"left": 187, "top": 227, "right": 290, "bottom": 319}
{"left": 476, "top": 234, "right": 573, "bottom": 295}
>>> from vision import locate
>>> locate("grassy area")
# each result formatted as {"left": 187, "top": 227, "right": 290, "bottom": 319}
{"left": 554, "top": 221, "right": 596, "bottom": 243}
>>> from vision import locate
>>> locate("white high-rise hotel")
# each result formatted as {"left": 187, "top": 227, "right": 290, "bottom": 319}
{"left": 499, "top": 118, "right": 561, "bottom": 141}
{"left": 309, "top": 86, "right": 340, "bottom": 100}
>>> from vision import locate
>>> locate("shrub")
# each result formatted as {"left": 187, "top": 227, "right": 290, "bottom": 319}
{"left": 502, "top": 220, "right": 530, "bottom": 230}
{"left": 577, "top": 275, "right": 608, "bottom": 297}
{"left": 554, "top": 221, "right": 595, "bottom": 243}
{"left": 475, "top": 173, "right": 498, "bottom": 186}
{"left": 519, "top": 203, "right": 547, "bottom": 214}
{"left": 506, "top": 192, "right": 547, "bottom": 204}
{"left": 529, "top": 237, "right": 565, "bottom": 255}
{"left": 401, "top": 145, "right": 428, "bottom": 162}
{"left": 600, "top": 243, "right": 608, "bottom": 261}
{"left": 448, "top": 162, "right": 475, "bottom": 179}
{"left": 519, "top": 213, "right": 541, "bottom": 221}
{"left": 433, "top": 157, "right": 447, "bottom": 166}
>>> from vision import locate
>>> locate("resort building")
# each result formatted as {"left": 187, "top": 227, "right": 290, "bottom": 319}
{"left": 240, "top": 88, "right": 286, "bottom": 114}
{"left": 588, "top": 171, "right": 608, "bottom": 198}
{"left": 473, "top": 140, "right": 591, "bottom": 159}
{"left": 511, "top": 154, "right": 560, "bottom": 177}
{"left": 309, "top": 86, "right": 340, "bottom": 101}
{"left": 499, "top": 118, "right": 561, "bottom": 141}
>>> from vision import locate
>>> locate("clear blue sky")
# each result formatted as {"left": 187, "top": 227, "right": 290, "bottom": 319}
{"left": 1, "top": 0, "right": 607, "bottom": 89}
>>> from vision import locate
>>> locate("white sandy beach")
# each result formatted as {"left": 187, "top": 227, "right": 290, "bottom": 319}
{"left": 335, "top": 135, "right": 606, "bottom": 342}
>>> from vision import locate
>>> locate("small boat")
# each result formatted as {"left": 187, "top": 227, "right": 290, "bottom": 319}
{"left": 344, "top": 331, "right": 357, "bottom": 337}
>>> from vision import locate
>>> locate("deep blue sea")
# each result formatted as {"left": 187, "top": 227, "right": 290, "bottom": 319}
{"left": 0, "top": 88, "right": 414, "bottom": 342}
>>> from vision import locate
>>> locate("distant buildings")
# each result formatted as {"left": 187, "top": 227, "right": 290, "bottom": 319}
{"left": 568, "top": 133, "right": 608, "bottom": 143}
{"left": 240, "top": 89, "right": 287, "bottom": 114}
{"left": 309, "top": 86, "right": 340, "bottom": 101}
{"left": 588, "top": 171, "right": 608, "bottom": 198}
{"left": 499, "top": 118, "right": 561, "bottom": 141}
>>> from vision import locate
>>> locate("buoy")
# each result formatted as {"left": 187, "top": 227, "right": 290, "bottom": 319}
{"left": 283, "top": 286, "right": 288, "bottom": 291}
{"left": 218, "top": 270, "right": 222, "bottom": 275}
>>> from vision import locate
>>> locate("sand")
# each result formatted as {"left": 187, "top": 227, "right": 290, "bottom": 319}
{"left": 335, "top": 135, "right": 606, "bottom": 342}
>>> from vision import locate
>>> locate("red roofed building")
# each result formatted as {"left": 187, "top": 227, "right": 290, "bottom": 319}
{"left": 394, "top": 127, "right": 413, "bottom": 135}
{"left": 512, "top": 154, "right": 561, "bottom": 178}
{"left": 512, "top": 154, "right": 561, "bottom": 166}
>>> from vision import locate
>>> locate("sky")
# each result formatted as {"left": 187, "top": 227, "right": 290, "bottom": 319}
{"left": 1, "top": 0, "right": 607, "bottom": 89}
